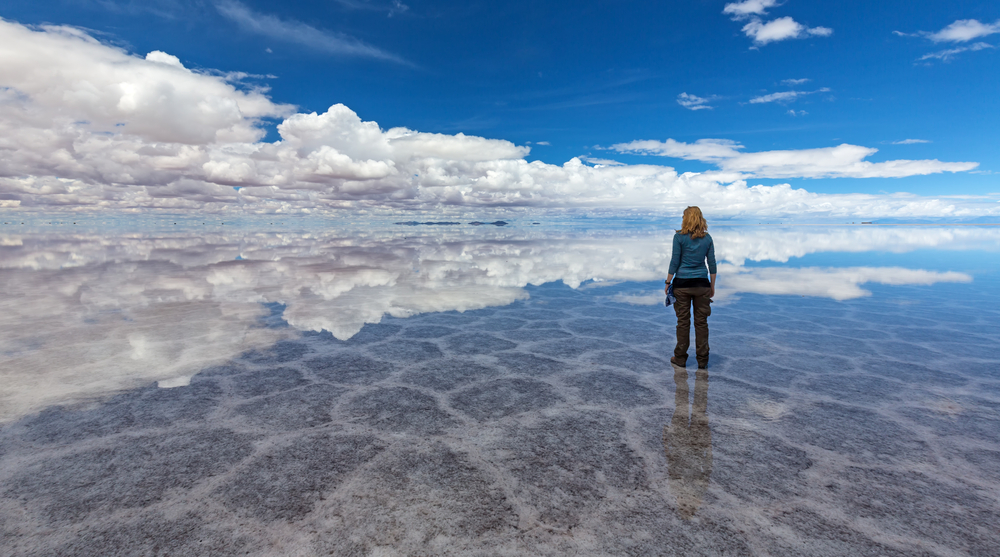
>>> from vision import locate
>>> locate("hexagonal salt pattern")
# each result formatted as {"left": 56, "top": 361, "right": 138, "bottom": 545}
{"left": 1, "top": 280, "right": 998, "bottom": 556}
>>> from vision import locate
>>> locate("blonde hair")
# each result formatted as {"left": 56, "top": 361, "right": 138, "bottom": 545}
{"left": 677, "top": 206, "right": 708, "bottom": 239}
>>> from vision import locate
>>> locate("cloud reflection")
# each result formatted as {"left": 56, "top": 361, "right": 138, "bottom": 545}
{"left": 0, "top": 225, "right": 992, "bottom": 421}
{"left": 716, "top": 264, "right": 971, "bottom": 301}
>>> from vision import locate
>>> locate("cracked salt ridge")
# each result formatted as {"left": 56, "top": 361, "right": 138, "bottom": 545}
{"left": 1, "top": 283, "right": 999, "bottom": 555}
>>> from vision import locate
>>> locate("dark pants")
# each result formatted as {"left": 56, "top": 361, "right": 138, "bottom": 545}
{"left": 673, "top": 286, "right": 712, "bottom": 366}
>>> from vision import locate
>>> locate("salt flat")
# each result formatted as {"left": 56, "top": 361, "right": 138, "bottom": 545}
{"left": 1, "top": 223, "right": 998, "bottom": 556}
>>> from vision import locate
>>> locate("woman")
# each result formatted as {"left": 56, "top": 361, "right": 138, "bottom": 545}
{"left": 665, "top": 206, "right": 716, "bottom": 369}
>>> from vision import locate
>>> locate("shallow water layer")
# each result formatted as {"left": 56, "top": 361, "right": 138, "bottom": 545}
{"left": 1, "top": 223, "right": 998, "bottom": 555}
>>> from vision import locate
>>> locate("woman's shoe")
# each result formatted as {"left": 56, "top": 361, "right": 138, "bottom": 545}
{"left": 670, "top": 356, "right": 687, "bottom": 367}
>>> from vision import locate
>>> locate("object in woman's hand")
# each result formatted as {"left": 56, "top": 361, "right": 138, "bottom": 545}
{"left": 665, "top": 282, "right": 676, "bottom": 307}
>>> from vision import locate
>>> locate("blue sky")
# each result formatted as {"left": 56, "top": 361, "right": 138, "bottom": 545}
{"left": 0, "top": 0, "right": 998, "bottom": 216}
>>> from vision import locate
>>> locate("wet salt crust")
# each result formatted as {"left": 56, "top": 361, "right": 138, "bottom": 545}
{"left": 2, "top": 281, "right": 999, "bottom": 556}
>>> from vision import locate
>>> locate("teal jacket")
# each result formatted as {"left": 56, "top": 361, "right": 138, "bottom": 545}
{"left": 668, "top": 233, "right": 717, "bottom": 279}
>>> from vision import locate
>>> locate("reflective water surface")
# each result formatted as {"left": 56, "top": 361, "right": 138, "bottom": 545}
{"left": 664, "top": 368, "right": 712, "bottom": 521}
{"left": 1, "top": 222, "right": 998, "bottom": 555}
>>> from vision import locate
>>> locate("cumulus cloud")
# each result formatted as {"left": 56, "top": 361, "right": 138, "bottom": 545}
{"left": 612, "top": 139, "right": 978, "bottom": 179}
{"left": 723, "top": 0, "right": 832, "bottom": 46}
{"left": 677, "top": 92, "right": 714, "bottom": 111}
{"left": 924, "top": 19, "right": 1000, "bottom": 43}
{"left": 0, "top": 19, "right": 992, "bottom": 218}
{"left": 782, "top": 78, "right": 810, "bottom": 85}
{"left": 718, "top": 144, "right": 975, "bottom": 179}
{"left": 722, "top": 0, "right": 780, "bottom": 20}
{"left": 215, "top": 0, "right": 406, "bottom": 63}
{"left": 750, "top": 87, "right": 830, "bottom": 104}
{"left": 0, "top": 22, "right": 293, "bottom": 145}
{"left": 742, "top": 16, "right": 833, "bottom": 45}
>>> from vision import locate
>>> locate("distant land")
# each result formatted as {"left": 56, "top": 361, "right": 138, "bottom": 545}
{"left": 395, "top": 221, "right": 509, "bottom": 227}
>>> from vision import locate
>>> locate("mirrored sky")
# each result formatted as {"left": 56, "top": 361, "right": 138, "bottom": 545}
{"left": 1, "top": 222, "right": 998, "bottom": 421}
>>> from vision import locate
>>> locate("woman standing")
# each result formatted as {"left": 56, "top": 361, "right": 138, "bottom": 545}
{"left": 665, "top": 207, "right": 717, "bottom": 369}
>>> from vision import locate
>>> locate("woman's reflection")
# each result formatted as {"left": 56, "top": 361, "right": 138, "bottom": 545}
{"left": 663, "top": 366, "right": 712, "bottom": 520}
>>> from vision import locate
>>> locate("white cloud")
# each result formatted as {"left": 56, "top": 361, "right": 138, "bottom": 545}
{"left": 145, "top": 50, "right": 184, "bottom": 67}
{"left": 722, "top": 0, "right": 780, "bottom": 20}
{"left": 333, "top": 0, "right": 410, "bottom": 17}
{"left": 535, "top": 141, "right": 551, "bottom": 146}
{"left": 742, "top": 16, "right": 832, "bottom": 45}
{"left": 0, "top": 22, "right": 293, "bottom": 145}
{"left": 723, "top": 1, "right": 832, "bottom": 46}
{"left": 677, "top": 92, "right": 714, "bottom": 111}
{"left": 580, "top": 157, "right": 626, "bottom": 167}
{"left": 0, "top": 20, "right": 992, "bottom": 218}
{"left": 892, "top": 139, "right": 931, "bottom": 145}
{"left": 787, "top": 110, "right": 807, "bottom": 116}
{"left": 897, "top": 19, "right": 1000, "bottom": 62}
{"left": 609, "top": 139, "right": 743, "bottom": 162}
{"left": 782, "top": 78, "right": 810, "bottom": 85}
{"left": 721, "top": 144, "right": 975, "bottom": 179}
{"left": 750, "top": 87, "right": 830, "bottom": 104}
{"left": 752, "top": 91, "right": 801, "bottom": 103}
{"left": 926, "top": 19, "right": 1000, "bottom": 43}
{"left": 613, "top": 140, "right": 978, "bottom": 179}
{"left": 215, "top": 0, "right": 406, "bottom": 63}
{"left": 918, "top": 42, "right": 995, "bottom": 62}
